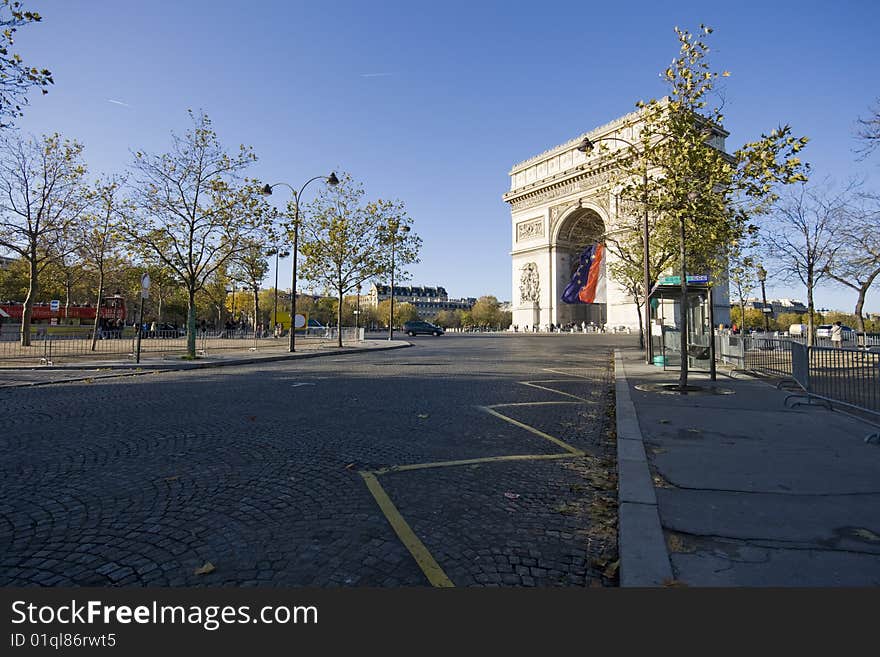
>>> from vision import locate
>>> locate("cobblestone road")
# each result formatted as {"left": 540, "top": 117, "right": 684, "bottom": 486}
{"left": 1, "top": 334, "right": 633, "bottom": 587}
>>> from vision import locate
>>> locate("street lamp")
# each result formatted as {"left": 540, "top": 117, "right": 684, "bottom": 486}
{"left": 355, "top": 282, "right": 362, "bottom": 334}
{"left": 379, "top": 219, "right": 410, "bottom": 341}
{"left": 260, "top": 172, "right": 339, "bottom": 352}
{"left": 577, "top": 135, "right": 653, "bottom": 364}
{"left": 756, "top": 264, "right": 770, "bottom": 333}
{"left": 228, "top": 282, "right": 237, "bottom": 324}
{"left": 268, "top": 245, "right": 290, "bottom": 334}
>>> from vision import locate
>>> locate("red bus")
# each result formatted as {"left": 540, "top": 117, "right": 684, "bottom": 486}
{"left": 0, "top": 295, "right": 127, "bottom": 326}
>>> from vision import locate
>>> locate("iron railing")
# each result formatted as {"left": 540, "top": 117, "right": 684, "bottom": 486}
{"left": 0, "top": 327, "right": 364, "bottom": 365}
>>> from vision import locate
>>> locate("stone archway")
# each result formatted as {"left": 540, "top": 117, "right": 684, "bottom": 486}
{"left": 553, "top": 207, "right": 606, "bottom": 327}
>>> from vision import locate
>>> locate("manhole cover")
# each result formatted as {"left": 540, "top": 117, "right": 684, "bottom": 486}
{"left": 634, "top": 383, "right": 735, "bottom": 395}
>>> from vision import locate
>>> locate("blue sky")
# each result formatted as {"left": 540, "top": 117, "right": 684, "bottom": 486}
{"left": 10, "top": 0, "right": 880, "bottom": 312}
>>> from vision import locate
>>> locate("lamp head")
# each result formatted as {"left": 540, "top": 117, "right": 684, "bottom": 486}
{"left": 260, "top": 184, "right": 273, "bottom": 196}
{"left": 327, "top": 172, "right": 340, "bottom": 186}
{"left": 756, "top": 265, "right": 767, "bottom": 282}
{"left": 576, "top": 137, "right": 595, "bottom": 154}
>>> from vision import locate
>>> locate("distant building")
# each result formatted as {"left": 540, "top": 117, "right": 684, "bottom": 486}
{"left": 369, "top": 283, "right": 476, "bottom": 320}
{"left": 732, "top": 297, "right": 808, "bottom": 317}
{"left": 0, "top": 255, "right": 15, "bottom": 270}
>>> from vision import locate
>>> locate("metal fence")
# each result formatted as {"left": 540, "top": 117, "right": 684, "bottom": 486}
{"left": 718, "top": 334, "right": 880, "bottom": 417}
{"left": 653, "top": 328, "right": 878, "bottom": 416}
{"left": 0, "top": 327, "right": 364, "bottom": 365}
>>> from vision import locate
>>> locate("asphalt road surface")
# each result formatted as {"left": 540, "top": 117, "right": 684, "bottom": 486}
{"left": 0, "top": 333, "right": 635, "bottom": 587}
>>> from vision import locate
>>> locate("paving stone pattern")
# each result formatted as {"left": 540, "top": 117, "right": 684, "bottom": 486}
{"left": 0, "top": 334, "right": 631, "bottom": 586}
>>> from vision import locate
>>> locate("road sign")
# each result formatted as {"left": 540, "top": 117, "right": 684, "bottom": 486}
{"left": 658, "top": 274, "right": 710, "bottom": 285}
{"left": 141, "top": 272, "right": 151, "bottom": 299}
{"left": 294, "top": 313, "right": 307, "bottom": 329}
{"left": 50, "top": 300, "right": 60, "bottom": 312}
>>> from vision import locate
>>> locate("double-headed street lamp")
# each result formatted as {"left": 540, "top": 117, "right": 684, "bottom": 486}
{"left": 260, "top": 172, "right": 339, "bottom": 352}
{"left": 380, "top": 219, "right": 410, "bottom": 341}
{"left": 268, "top": 245, "right": 290, "bottom": 333}
{"left": 577, "top": 135, "right": 653, "bottom": 365}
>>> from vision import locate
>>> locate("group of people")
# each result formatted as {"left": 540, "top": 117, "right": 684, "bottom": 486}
{"left": 511, "top": 321, "right": 606, "bottom": 334}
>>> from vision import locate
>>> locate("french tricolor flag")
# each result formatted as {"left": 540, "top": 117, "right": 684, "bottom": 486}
{"left": 561, "top": 243, "right": 606, "bottom": 305}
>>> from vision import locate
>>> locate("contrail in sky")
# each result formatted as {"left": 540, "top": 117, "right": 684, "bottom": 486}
{"left": 359, "top": 73, "right": 393, "bottom": 78}
{"left": 107, "top": 99, "right": 131, "bottom": 107}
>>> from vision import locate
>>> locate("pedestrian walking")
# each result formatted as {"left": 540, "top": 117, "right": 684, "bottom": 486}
{"left": 830, "top": 321, "right": 843, "bottom": 348}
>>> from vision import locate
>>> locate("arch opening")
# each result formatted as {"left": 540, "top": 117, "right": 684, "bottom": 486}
{"left": 555, "top": 208, "right": 607, "bottom": 327}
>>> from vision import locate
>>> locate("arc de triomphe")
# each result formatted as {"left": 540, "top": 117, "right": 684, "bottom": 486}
{"left": 503, "top": 109, "right": 729, "bottom": 332}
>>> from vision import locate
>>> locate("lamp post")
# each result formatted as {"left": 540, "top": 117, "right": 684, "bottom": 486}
{"left": 268, "top": 245, "right": 290, "bottom": 334}
{"left": 355, "top": 282, "right": 362, "bottom": 334}
{"left": 756, "top": 264, "right": 770, "bottom": 333}
{"left": 260, "top": 172, "right": 339, "bottom": 352}
{"left": 577, "top": 135, "right": 653, "bottom": 364}
{"left": 381, "top": 219, "right": 410, "bottom": 341}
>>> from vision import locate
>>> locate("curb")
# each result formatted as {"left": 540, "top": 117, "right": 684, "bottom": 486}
{"left": 614, "top": 350, "right": 673, "bottom": 587}
{"left": 0, "top": 342, "right": 413, "bottom": 388}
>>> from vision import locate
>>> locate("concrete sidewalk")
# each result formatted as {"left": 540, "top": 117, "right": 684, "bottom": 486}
{"left": 0, "top": 339, "right": 410, "bottom": 388}
{"left": 615, "top": 349, "right": 880, "bottom": 587}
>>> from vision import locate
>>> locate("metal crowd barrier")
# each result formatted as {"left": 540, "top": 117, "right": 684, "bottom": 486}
{"left": 0, "top": 326, "right": 365, "bottom": 365}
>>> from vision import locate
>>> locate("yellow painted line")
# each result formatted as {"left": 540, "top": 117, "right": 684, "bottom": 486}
{"left": 478, "top": 405, "right": 585, "bottom": 455}
{"left": 541, "top": 367, "right": 595, "bottom": 379}
{"left": 360, "top": 471, "right": 454, "bottom": 588}
{"left": 518, "top": 381, "right": 595, "bottom": 402}
{"left": 373, "top": 451, "right": 581, "bottom": 476}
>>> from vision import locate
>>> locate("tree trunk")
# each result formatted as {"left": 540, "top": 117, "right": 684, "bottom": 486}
{"left": 20, "top": 254, "right": 38, "bottom": 347}
{"left": 90, "top": 272, "right": 104, "bottom": 351}
{"left": 806, "top": 272, "right": 815, "bottom": 347}
{"left": 252, "top": 285, "right": 260, "bottom": 336}
{"left": 855, "top": 290, "right": 867, "bottom": 335}
{"left": 635, "top": 296, "right": 644, "bottom": 350}
{"left": 678, "top": 216, "right": 689, "bottom": 391}
{"left": 337, "top": 288, "right": 344, "bottom": 348}
{"left": 64, "top": 274, "right": 72, "bottom": 321}
{"left": 187, "top": 287, "right": 197, "bottom": 357}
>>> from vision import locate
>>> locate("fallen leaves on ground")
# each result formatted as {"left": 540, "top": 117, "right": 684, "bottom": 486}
{"left": 603, "top": 559, "right": 620, "bottom": 579}
{"left": 852, "top": 528, "right": 880, "bottom": 542}
{"left": 503, "top": 492, "right": 520, "bottom": 500}
{"left": 417, "top": 414, "right": 429, "bottom": 419}
{"left": 194, "top": 562, "right": 215, "bottom": 575}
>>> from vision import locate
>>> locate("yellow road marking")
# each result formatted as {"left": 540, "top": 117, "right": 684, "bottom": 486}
{"left": 478, "top": 405, "right": 585, "bottom": 456}
{"left": 518, "top": 381, "right": 596, "bottom": 402}
{"left": 542, "top": 367, "right": 595, "bottom": 378}
{"left": 358, "top": 366, "right": 600, "bottom": 587}
{"left": 373, "top": 451, "right": 581, "bottom": 476}
{"left": 360, "top": 472, "right": 454, "bottom": 588}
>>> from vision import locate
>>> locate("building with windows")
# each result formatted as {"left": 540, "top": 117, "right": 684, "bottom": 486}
{"left": 368, "top": 283, "right": 476, "bottom": 320}
{"left": 733, "top": 297, "right": 809, "bottom": 317}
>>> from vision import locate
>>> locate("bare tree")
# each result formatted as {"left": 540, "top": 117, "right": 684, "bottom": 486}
{"left": 299, "top": 174, "right": 421, "bottom": 347}
{"left": 228, "top": 239, "right": 270, "bottom": 333}
{"left": 0, "top": 132, "right": 87, "bottom": 344}
{"left": 823, "top": 194, "right": 880, "bottom": 335}
{"left": 762, "top": 183, "right": 848, "bottom": 345}
{"left": 856, "top": 99, "right": 879, "bottom": 159}
{"left": 79, "top": 176, "right": 128, "bottom": 349}
{"left": 121, "top": 111, "right": 268, "bottom": 357}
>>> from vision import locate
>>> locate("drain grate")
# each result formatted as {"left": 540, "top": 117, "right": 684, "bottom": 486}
{"left": 634, "top": 383, "right": 735, "bottom": 395}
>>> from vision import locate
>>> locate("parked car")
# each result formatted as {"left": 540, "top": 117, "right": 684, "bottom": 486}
{"left": 816, "top": 324, "right": 855, "bottom": 339}
{"left": 403, "top": 321, "right": 445, "bottom": 336}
